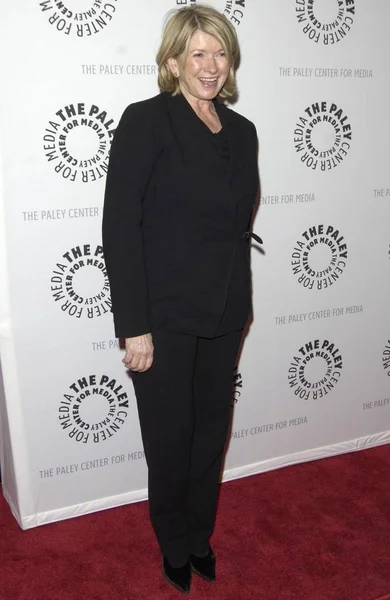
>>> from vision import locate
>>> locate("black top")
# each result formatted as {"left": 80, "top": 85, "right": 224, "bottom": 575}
{"left": 212, "top": 128, "right": 230, "bottom": 164}
{"left": 102, "top": 91, "right": 259, "bottom": 339}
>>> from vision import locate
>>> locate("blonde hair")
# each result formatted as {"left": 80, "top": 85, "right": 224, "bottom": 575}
{"left": 156, "top": 3, "right": 240, "bottom": 100}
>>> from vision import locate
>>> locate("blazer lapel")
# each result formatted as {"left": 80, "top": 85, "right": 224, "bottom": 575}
{"left": 161, "top": 91, "right": 216, "bottom": 167}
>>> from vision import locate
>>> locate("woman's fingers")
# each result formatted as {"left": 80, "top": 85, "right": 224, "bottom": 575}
{"left": 131, "top": 355, "right": 144, "bottom": 372}
{"left": 130, "top": 354, "right": 153, "bottom": 372}
{"left": 138, "top": 354, "right": 154, "bottom": 373}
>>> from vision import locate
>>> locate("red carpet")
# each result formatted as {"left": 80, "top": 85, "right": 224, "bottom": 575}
{"left": 1, "top": 445, "right": 390, "bottom": 600}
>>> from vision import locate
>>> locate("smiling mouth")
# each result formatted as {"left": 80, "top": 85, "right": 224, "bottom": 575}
{"left": 199, "top": 77, "right": 218, "bottom": 82}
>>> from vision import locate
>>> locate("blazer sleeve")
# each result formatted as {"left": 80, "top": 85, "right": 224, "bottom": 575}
{"left": 102, "top": 102, "right": 158, "bottom": 338}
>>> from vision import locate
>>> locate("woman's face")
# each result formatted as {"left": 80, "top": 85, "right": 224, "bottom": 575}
{"left": 169, "top": 30, "right": 230, "bottom": 102}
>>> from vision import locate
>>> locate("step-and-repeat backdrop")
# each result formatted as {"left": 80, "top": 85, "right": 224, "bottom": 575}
{"left": 0, "top": 1, "right": 389, "bottom": 529}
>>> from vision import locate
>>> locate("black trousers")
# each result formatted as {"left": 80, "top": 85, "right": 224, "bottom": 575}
{"left": 132, "top": 327, "right": 242, "bottom": 567}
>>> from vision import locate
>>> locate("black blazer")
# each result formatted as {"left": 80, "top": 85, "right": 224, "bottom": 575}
{"left": 102, "top": 91, "right": 259, "bottom": 339}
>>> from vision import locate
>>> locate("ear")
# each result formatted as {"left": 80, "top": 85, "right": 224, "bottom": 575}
{"left": 167, "top": 57, "right": 179, "bottom": 77}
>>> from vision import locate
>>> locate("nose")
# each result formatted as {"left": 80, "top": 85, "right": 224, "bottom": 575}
{"left": 204, "top": 55, "right": 218, "bottom": 73}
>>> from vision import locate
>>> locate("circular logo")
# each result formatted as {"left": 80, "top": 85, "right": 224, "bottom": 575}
{"left": 43, "top": 102, "right": 116, "bottom": 183}
{"left": 59, "top": 374, "right": 129, "bottom": 444}
{"left": 288, "top": 339, "right": 343, "bottom": 400}
{"left": 175, "top": 0, "right": 246, "bottom": 26}
{"left": 51, "top": 244, "right": 111, "bottom": 318}
{"left": 292, "top": 224, "right": 348, "bottom": 290}
{"left": 38, "top": 1, "right": 118, "bottom": 37}
{"left": 295, "top": 0, "right": 355, "bottom": 45}
{"left": 383, "top": 341, "right": 390, "bottom": 377}
{"left": 294, "top": 101, "right": 352, "bottom": 171}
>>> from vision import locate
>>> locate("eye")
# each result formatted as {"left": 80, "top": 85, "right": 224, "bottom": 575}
{"left": 193, "top": 52, "right": 203, "bottom": 57}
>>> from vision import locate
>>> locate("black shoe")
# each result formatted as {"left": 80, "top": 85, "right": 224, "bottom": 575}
{"left": 162, "top": 557, "right": 191, "bottom": 594}
{"left": 189, "top": 547, "right": 216, "bottom": 582}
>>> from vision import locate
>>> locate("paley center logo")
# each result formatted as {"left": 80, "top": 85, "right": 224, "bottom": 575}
{"left": 291, "top": 224, "right": 348, "bottom": 290}
{"left": 51, "top": 244, "right": 111, "bottom": 318}
{"left": 288, "top": 339, "right": 343, "bottom": 401}
{"left": 59, "top": 374, "right": 129, "bottom": 444}
{"left": 43, "top": 102, "right": 116, "bottom": 183}
{"left": 38, "top": 1, "right": 118, "bottom": 37}
{"left": 176, "top": 0, "right": 246, "bottom": 26}
{"left": 294, "top": 101, "right": 352, "bottom": 171}
{"left": 383, "top": 341, "right": 390, "bottom": 377}
{"left": 232, "top": 366, "right": 243, "bottom": 405}
{"left": 295, "top": 0, "right": 355, "bottom": 44}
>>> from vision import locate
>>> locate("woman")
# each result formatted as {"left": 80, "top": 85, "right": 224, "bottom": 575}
{"left": 102, "top": 3, "right": 260, "bottom": 593}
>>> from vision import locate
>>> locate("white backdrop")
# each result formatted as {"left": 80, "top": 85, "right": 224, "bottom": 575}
{"left": 0, "top": 0, "right": 389, "bottom": 529}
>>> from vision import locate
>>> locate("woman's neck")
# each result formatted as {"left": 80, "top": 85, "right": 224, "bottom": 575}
{"left": 179, "top": 86, "right": 216, "bottom": 116}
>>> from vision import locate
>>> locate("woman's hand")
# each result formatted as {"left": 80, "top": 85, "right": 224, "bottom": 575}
{"left": 122, "top": 333, "right": 154, "bottom": 372}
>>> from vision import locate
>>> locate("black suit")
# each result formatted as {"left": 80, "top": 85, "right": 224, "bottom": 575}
{"left": 102, "top": 91, "right": 259, "bottom": 566}
{"left": 102, "top": 91, "right": 259, "bottom": 339}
